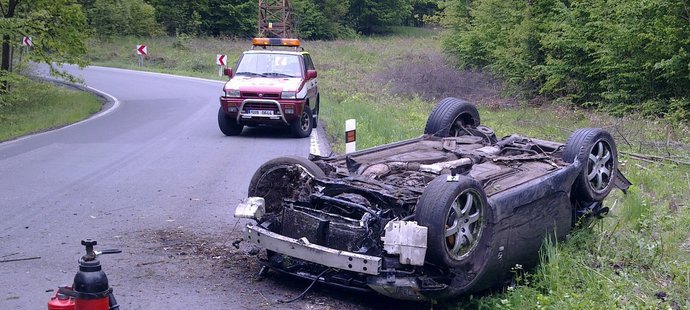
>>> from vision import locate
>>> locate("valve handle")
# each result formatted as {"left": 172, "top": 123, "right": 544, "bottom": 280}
{"left": 80, "top": 239, "right": 121, "bottom": 261}
{"left": 95, "top": 249, "right": 122, "bottom": 256}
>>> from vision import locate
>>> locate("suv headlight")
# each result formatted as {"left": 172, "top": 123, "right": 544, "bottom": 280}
{"left": 281, "top": 91, "right": 297, "bottom": 99}
{"left": 225, "top": 89, "right": 240, "bottom": 98}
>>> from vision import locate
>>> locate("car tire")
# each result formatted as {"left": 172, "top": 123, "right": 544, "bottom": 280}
{"left": 291, "top": 106, "right": 313, "bottom": 138}
{"left": 416, "top": 175, "right": 493, "bottom": 277}
{"left": 248, "top": 156, "right": 325, "bottom": 214}
{"left": 424, "top": 97, "right": 481, "bottom": 137}
{"left": 218, "top": 107, "right": 243, "bottom": 136}
{"left": 562, "top": 128, "right": 618, "bottom": 201}
{"left": 313, "top": 98, "right": 320, "bottom": 128}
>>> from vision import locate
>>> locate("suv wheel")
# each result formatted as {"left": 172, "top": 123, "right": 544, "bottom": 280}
{"left": 218, "top": 107, "right": 243, "bottom": 136}
{"left": 291, "top": 106, "right": 313, "bottom": 138}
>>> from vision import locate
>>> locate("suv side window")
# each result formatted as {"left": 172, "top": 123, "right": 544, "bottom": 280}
{"left": 303, "top": 55, "right": 315, "bottom": 71}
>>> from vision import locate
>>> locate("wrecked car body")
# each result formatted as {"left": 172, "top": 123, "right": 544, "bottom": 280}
{"left": 234, "top": 97, "right": 630, "bottom": 301}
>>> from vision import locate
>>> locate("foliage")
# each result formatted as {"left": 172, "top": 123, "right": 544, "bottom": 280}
{"left": 145, "top": 0, "right": 256, "bottom": 37}
{"left": 1, "top": 0, "right": 90, "bottom": 82}
{"left": 81, "top": 0, "right": 162, "bottom": 37}
{"left": 348, "top": 0, "right": 414, "bottom": 34}
{"left": 292, "top": 0, "right": 355, "bottom": 40}
{"left": 407, "top": 0, "right": 441, "bottom": 26}
{"left": 443, "top": 0, "right": 690, "bottom": 121}
{"left": 135, "top": 0, "right": 441, "bottom": 39}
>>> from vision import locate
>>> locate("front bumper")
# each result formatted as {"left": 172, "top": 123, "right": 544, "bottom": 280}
{"left": 244, "top": 224, "right": 382, "bottom": 275}
{"left": 220, "top": 97, "right": 304, "bottom": 125}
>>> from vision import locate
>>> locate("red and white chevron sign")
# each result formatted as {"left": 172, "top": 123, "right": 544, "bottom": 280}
{"left": 21, "top": 36, "right": 32, "bottom": 46}
{"left": 136, "top": 44, "right": 147, "bottom": 55}
{"left": 216, "top": 54, "right": 226, "bottom": 66}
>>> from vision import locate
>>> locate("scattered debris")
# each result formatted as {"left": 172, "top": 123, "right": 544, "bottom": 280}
{"left": 137, "top": 260, "right": 166, "bottom": 266}
{"left": 0, "top": 256, "right": 40, "bottom": 263}
{"left": 232, "top": 238, "right": 243, "bottom": 249}
{"left": 655, "top": 291, "right": 667, "bottom": 301}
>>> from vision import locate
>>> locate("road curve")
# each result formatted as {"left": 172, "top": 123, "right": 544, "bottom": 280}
{"left": 0, "top": 66, "right": 324, "bottom": 309}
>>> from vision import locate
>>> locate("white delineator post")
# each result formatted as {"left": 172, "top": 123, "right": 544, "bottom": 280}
{"left": 345, "top": 119, "right": 356, "bottom": 154}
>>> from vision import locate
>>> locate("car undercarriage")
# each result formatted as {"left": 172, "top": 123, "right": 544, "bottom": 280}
{"left": 234, "top": 97, "right": 630, "bottom": 301}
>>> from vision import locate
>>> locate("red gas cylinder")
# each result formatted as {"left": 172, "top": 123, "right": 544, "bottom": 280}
{"left": 48, "top": 240, "right": 121, "bottom": 310}
{"left": 47, "top": 290, "right": 75, "bottom": 310}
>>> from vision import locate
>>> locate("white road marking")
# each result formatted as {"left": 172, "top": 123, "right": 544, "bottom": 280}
{"left": 310, "top": 128, "right": 320, "bottom": 156}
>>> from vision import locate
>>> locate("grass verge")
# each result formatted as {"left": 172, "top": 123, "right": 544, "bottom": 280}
{"left": 0, "top": 78, "right": 102, "bottom": 142}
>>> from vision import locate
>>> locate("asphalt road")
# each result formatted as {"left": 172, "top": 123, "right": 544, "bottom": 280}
{"left": 0, "top": 66, "right": 335, "bottom": 309}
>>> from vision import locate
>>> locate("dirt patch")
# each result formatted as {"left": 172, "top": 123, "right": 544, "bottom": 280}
{"left": 137, "top": 228, "right": 431, "bottom": 309}
{"left": 374, "top": 51, "right": 514, "bottom": 107}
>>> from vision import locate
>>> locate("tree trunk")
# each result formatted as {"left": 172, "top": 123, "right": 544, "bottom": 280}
{"left": 1, "top": 36, "right": 11, "bottom": 72}
{"left": 1, "top": 36, "right": 10, "bottom": 91}
{"left": 1, "top": 0, "right": 20, "bottom": 91}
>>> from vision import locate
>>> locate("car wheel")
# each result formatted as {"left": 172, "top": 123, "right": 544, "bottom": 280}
{"left": 248, "top": 156, "right": 325, "bottom": 214}
{"left": 291, "top": 106, "right": 313, "bottom": 138}
{"left": 218, "top": 107, "right": 243, "bottom": 136}
{"left": 563, "top": 128, "right": 618, "bottom": 201}
{"left": 313, "top": 98, "right": 320, "bottom": 128}
{"left": 416, "top": 175, "right": 492, "bottom": 274}
{"left": 424, "top": 97, "right": 480, "bottom": 137}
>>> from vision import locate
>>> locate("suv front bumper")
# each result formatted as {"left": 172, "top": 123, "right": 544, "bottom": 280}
{"left": 220, "top": 97, "right": 304, "bottom": 125}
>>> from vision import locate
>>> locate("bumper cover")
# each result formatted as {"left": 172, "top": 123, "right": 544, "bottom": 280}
{"left": 245, "top": 224, "right": 382, "bottom": 275}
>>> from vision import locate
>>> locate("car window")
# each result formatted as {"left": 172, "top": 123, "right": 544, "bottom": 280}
{"left": 303, "top": 55, "right": 315, "bottom": 71}
{"left": 236, "top": 53, "right": 303, "bottom": 78}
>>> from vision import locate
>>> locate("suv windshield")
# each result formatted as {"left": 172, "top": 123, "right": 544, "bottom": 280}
{"left": 236, "top": 53, "right": 303, "bottom": 78}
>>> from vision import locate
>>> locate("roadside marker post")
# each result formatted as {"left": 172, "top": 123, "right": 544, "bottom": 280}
{"left": 21, "top": 36, "right": 32, "bottom": 47}
{"left": 216, "top": 54, "right": 227, "bottom": 77}
{"left": 345, "top": 119, "right": 356, "bottom": 154}
{"left": 136, "top": 44, "right": 147, "bottom": 66}
{"left": 18, "top": 37, "right": 33, "bottom": 70}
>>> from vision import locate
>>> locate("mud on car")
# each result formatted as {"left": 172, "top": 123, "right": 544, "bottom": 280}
{"left": 218, "top": 38, "right": 319, "bottom": 138}
{"left": 234, "top": 97, "right": 631, "bottom": 301}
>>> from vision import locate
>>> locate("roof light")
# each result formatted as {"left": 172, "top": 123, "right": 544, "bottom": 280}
{"left": 252, "top": 38, "right": 300, "bottom": 47}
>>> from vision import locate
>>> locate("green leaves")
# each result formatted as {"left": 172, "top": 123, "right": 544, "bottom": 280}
{"left": 443, "top": 0, "right": 690, "bottom": 121}
{"left": 86, "top": 0, "right": 161, "bottom": 37}
{"left": 2, "top": 0, "right": 90, "bottom": 81}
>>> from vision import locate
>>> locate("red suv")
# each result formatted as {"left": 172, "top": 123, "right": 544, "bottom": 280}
{"left": 218, "top": 38, "right": 320, "bottom": 138}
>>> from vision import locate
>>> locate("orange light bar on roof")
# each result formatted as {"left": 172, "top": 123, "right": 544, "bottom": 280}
{"left": 252, "top": 38, "right": 300, "bottom": 47}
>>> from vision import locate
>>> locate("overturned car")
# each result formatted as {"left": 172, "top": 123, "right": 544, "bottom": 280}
{"left": 234, "top": 98, "right": 630, "bottom": 301}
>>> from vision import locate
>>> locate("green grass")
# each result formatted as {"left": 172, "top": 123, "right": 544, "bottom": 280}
{"left": 86, "top": 36, "right": 247, "bottom": 79}
{"left": 84, "top": 29, "right": 690, "bottom": 308}
{"left": 0, "top": 78, "right": 102, "bottom": 142}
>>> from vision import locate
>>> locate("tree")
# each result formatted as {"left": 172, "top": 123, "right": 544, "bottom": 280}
{"left": 293, "top": 0, "right": 353, "bottom": 39}
{"left": 1, "top": 0, "right": 90, "bottom": 89}
{"left": 442, "top": 0, "right": 690, "bottom": 120}
{"left": 86, "top": 0, "right": 161, "bottom": 37}
{"left": 146, "top": 0, "right": 256, "bottom": 37}
{"left": 348, "top": 0, "right": 413, "bottom": 34}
